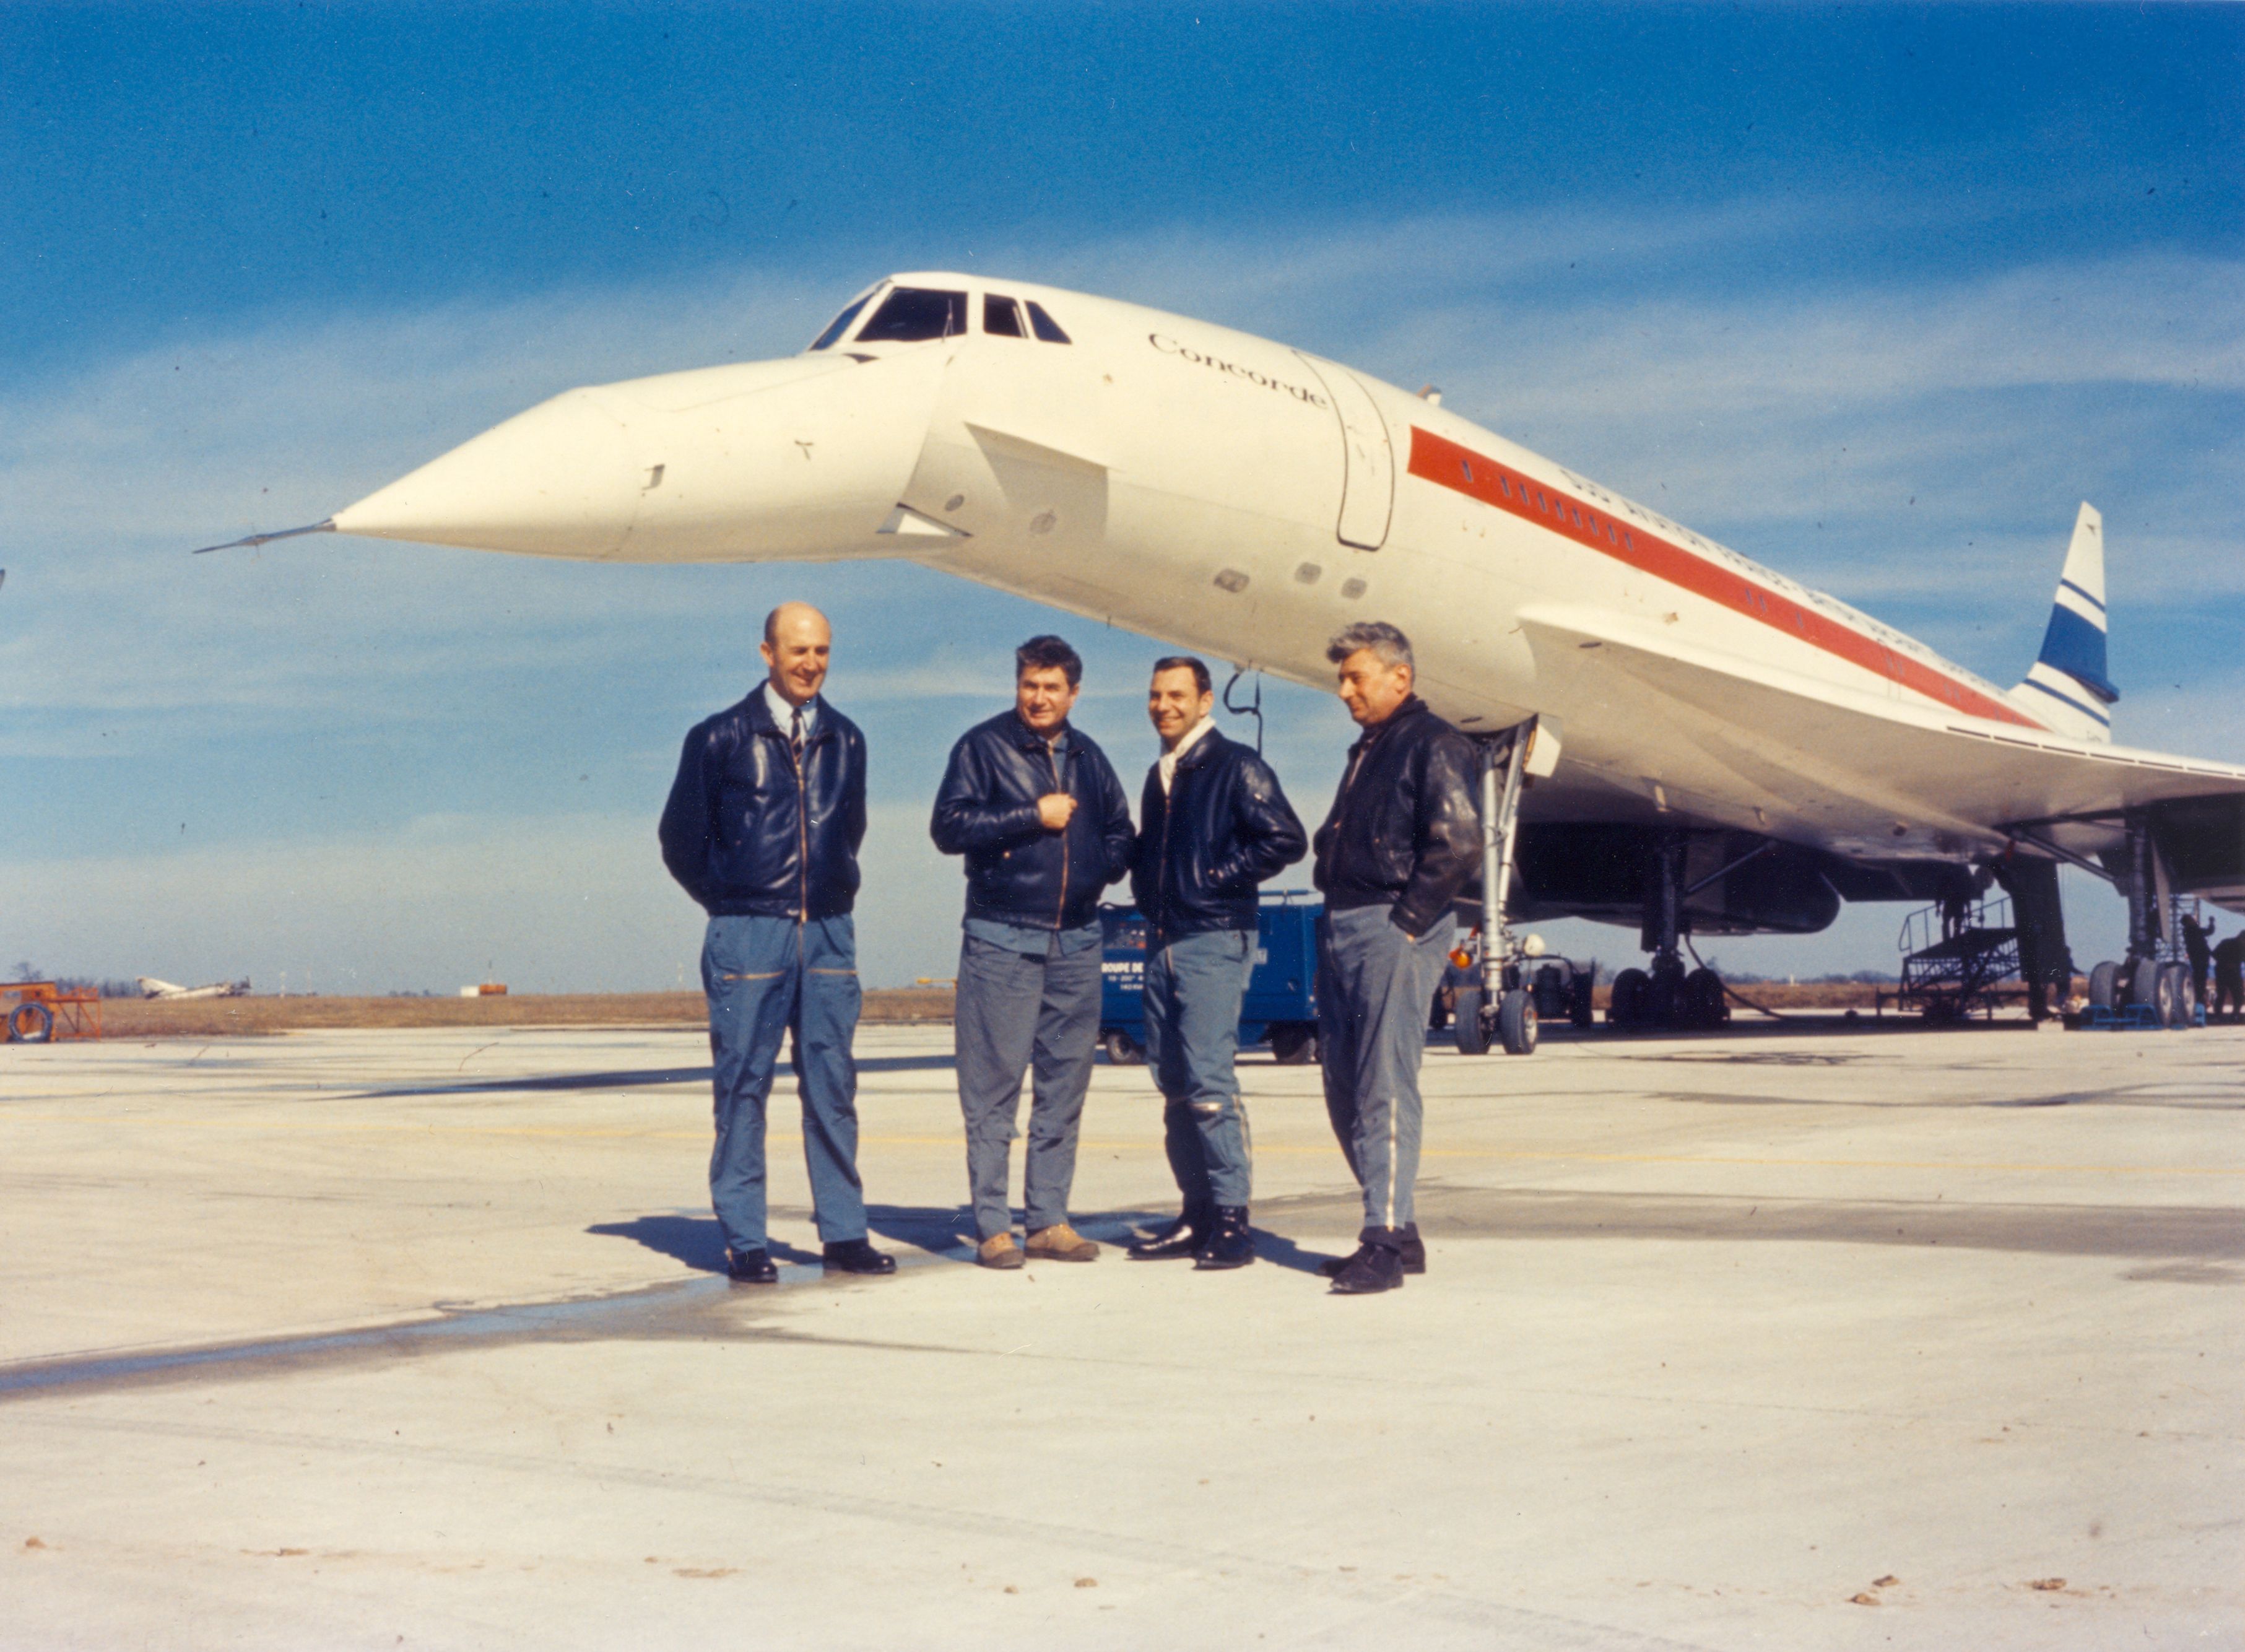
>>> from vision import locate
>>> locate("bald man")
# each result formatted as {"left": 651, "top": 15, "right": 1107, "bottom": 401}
{"left": 660, "top": 602, "right": 893, "bottom": 1284}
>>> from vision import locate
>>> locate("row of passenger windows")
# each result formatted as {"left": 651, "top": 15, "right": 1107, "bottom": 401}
{"left": 1459, "top": 455, "right": 1635, "bottom": 554}
{"left": 1448, "top": 442, "right": 1958, "bottom": 680}
{"left": 809, "top": 287, "right": 1072, "bottom": 350}
{"left": 1467, "top": 452, "right": 1935, "bottom": 665}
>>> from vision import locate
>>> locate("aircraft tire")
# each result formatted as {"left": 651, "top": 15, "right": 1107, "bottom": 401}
{"left": 1498, "top": 988, "right": 1538, "bottom": 1055}
{"left": 2087, "top": 960, "right": 2120, "bottom": 1010}
{"left": 1682, "top": 968, "right": 1729, "bottom": 1029}
{"left": 2156, "top": 962, "right": 2190, "bottom": 1028}
{"left": 1101, "top": 1030, "right": 1142, "bottom": 1066}
{"left": 1609, "top": 968, "right": 1649, "bottom": 1028}
{"left": 1454, "top": 989, "right": 1490, "bottom": 1055}
{"left": 1270, "top": 1023, "right": 1319, "bottom": 1065}
{"left": 7, "top": 1001, "right": 54, "bottom": 1043}
{"left": 2127, "top": 957, "right": 2165, "bottom": 1011}
{"left": 2166, "top": 963, "right": 2199, "bottom": 1027}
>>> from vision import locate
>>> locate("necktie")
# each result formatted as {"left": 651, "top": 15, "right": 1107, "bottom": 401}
{"left": 789, "top": 706, "right": 804, "bottom": 756}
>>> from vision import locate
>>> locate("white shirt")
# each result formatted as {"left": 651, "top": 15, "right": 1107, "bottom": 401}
{"left": 1157, "top": 716, "right": 1215, "bottom": 794}
{"left": 763, "top": 681, "right": 816, "bottom": 742}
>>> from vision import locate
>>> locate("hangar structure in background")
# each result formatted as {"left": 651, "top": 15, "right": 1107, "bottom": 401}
{"left": 199, "top": 274, "right": 2245, "bottom": 1050}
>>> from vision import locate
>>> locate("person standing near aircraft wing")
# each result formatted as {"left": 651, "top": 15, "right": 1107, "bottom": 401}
{"left": 658, "top": 602, "right": 893, "bottom": 1286}
{"left": 1311, "top": 622, "right": 1481, "bottom": 1295}
{"left": 2181, "top": 911, "right": 2215, "bottom": 1009}
{"left": 2213, "top": 932, "right": 2245, "bottom": 1024}
{"left": 1126, "top": 656, "right": 1308, "bottom": 1269}
{"left": 932, "top": 635, "right": 1134, "bottom": 1269}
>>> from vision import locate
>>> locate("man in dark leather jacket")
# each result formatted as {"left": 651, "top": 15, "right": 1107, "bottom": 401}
{"left": 659, "top": 602, "right": 893, "bottom": 1285}
{"left": 931, "top": 635, "right": 1134, "bottom": 1268}
{"left": 1124, "top": 656, "right": 1306, "bottom": 1269}
{"left": 1310, "top": 620, "right": 1481, "bottom": 1295}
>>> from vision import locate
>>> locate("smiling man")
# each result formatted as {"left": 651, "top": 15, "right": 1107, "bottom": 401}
{"left": 1311, "top": 621, "right": 1480, "bottom": 1295}
{"left": 658, "top": 601, "right": 892, "bottom": 1285}
{"left": 1126, "top": 655, "right": 1306, "bottom": 1269}
{"left": 931, "top": 635, "right": 1134, "bottom": 1269}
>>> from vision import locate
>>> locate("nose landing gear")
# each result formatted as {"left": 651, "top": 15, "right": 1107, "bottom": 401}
{"left": 1453, "top": 718, "right": 1591, "bottom": 1057}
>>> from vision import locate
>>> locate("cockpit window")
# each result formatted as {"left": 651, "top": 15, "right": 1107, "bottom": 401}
{"left": 857, "top": 287, "right": 968, "bottom": 344}
{"left": 807, "top": 291, "right": 874, "bottom": 352}
{"left": 984, "top": 294, "right": 1026, "bottom": 337}
{"left": 1025, "top": 301, "right": 1072, "bottom": 344}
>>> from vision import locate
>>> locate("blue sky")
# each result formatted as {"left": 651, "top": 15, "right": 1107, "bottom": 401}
{"left": 2, "top": 2, "right": 2239, "bottom": 991}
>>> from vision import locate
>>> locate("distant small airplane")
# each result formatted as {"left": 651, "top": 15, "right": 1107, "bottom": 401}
{"left": 197, "top": 271, "right": 2245, "bottom": 1043}
{"left": 138, "top": 977, "right": 250, "bottom": 1000}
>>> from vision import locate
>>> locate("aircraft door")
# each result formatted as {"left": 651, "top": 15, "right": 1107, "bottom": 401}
{"left": 1295, "top": 352, "right": 1394, "bottom": 550}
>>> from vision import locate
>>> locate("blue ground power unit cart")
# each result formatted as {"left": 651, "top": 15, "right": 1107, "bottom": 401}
{"left": 1098, "top": 891, "right": 1322, "bottom": 1066}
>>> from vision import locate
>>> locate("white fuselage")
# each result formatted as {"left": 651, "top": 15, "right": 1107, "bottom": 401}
{"left": 333, "top": 271, "right": 2099, "bottom": 869}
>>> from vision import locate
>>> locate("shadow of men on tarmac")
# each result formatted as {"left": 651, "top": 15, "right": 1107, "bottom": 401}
{"left": 589, "top": 1204, "right": 983, "bottom": 1272}
{"left": 589, "top": 1204, "right": 1337, "bottom": 1274}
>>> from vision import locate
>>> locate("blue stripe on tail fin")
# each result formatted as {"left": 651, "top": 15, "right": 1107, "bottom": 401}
{"left": 2008, "top": 503, "right": 2116, "bottom": 742}
{"left": 2037, "top": 603, "right": 2119, "bottom": 705}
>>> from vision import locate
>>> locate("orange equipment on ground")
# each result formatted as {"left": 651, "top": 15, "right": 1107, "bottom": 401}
{"left": 1, "top": 981, "right": 103, "bottom": 1043}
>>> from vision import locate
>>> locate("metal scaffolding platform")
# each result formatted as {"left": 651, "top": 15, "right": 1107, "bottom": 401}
{"left": 1895, "top": 896, "right": 2021, "bottom": 1022}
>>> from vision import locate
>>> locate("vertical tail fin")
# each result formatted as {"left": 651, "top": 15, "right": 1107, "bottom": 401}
{"left": 2008, "top": 502, "right": 2118, "bottom": 742}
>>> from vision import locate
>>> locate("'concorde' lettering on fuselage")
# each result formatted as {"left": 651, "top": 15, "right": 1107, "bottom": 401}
{"left": 1147, "top": 334, "right": 1330, "bottom": 408}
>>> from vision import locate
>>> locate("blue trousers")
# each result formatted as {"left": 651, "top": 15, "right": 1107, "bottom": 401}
{"left": 1316, "top": 903, "right": 1453, "bottom": 1230}
{"left": 953, "top": 933, "right": 1101, "bottom": 1239}
{"left": 1142, "top": 927, "right": 1256, "bottom": 1209}
{"left": 702, "top": 913, "right": 866, "bottom": 1256}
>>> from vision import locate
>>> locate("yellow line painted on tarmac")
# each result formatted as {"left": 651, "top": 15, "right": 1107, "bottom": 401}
{"left": 3, "top": 1113, "right": 2242, "bottom": 1177}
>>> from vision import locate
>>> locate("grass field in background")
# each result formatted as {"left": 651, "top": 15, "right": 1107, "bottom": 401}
{"left": 53, "top": 979, "right": 1961, "bottom": 1040}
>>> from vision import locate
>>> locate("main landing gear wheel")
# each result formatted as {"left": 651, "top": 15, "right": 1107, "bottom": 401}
{"left": 2156, "top": 962, "right": 2191, "bottom": 1028}
{"left": 2087, "top": 961, "right": 2121, "bottom": 1011}
{"left": 1498, "top": 988, "right": 1538, "bottom": 1055}
{"left": 2165, "top": 963, "right": 2199, "bottom": 1027}
{"left": 1453, "top": 988, "right": 1490, "bottom": 1055}
{"left": 1682, "top": 967, "right": 1729, "bottom": 1030}
{"left": 2127, "top": 957, "right": 2165, "bottom": 1016}
{"left": 1608, "top": 968, "right": 1650, "bottom": 1028}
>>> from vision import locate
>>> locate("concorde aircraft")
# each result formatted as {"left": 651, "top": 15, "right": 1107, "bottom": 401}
{"left": 200, "top": 273, "right": 2245, "bottom": 1046}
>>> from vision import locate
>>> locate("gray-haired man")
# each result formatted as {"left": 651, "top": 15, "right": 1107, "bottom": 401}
{"left": 1309, "top": 621, "right": 1480, "bottom": 1294}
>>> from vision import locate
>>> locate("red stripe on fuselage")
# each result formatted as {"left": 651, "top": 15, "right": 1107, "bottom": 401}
{"left": 1405, "top": 427, "right": 2041, "bottom": 731}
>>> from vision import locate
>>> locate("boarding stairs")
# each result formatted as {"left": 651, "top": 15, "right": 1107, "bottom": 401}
{"left": 1895, "top": 896, "right": 2021, "bottom": 1022}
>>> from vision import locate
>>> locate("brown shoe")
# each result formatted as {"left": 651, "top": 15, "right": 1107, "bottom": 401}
{"left": 977, "top": 1233, "right": 1025, "bottom": 1270}
{"left": 1025, "top": 1222, "right": 1100, "bottom": 1262}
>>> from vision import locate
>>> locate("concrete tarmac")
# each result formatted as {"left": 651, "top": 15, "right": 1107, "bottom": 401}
{"left": 2, "top": 1017, "right": 2239, "bottom": 1650}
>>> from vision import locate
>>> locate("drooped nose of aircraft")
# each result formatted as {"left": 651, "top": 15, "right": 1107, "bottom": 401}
{"left": 335, "top": 388, "right": 640, "bottom": 559}
{"left": 333, "top": 349, "right": 952, "bottom": 562}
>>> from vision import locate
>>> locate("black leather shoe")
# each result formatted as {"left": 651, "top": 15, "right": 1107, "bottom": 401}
{"left": 822, "top": 1238, "right": 896, "bottom": 1276}
{"left": 1329, "top": 1230, "right": 1408, "bottom": 1295}
{"left": 1193, "top": 1206, "right": 1255, "bottom": 1270}
{"left": 1319, "top": 1223, "right": 1425, "bottom": 1277}
{"left": 1128, "top": 1203, "right": 1213, "bottom": 1261}
{"left": 726, "top": 1248, "right": 778, "bottom": 1285}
